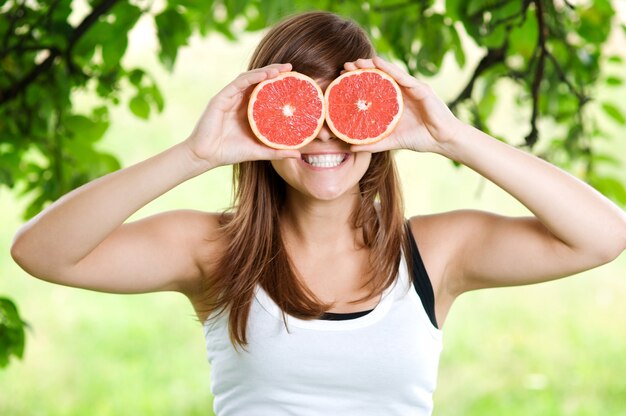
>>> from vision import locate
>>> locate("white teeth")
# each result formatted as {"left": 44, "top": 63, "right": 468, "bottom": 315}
{"left": 303, "top": 154, "right": 346, "bottom": 168}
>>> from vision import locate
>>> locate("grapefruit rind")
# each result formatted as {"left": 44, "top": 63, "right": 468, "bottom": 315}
{"left": 324, "top": 68, "right": 403, "bottom": 145}
{"left": 247, "top": 71, "right": 325, "bottom": 150}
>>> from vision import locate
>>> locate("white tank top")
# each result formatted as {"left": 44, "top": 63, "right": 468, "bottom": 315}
{"left": 203, "top": 254, "right": 443, "bottom": 415}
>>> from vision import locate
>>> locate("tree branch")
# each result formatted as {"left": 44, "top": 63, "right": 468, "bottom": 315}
{"left": 2, "top": 1, "right": 26, "bottom": 52}
{"left": 0, "top": 1, "right": 61, "bottom": 62}
{"left": 0, "top": 0, "right": 119, "bottom": 105}
{"left": 545, "top": 49, "right": 588, "bottom": 105}
{"left": 524, "top": 0, "right": 547, "bottom": 148}
{"left": 447, "top": 45, "right": 507, "bottom": 111}
{"left": 488, "top": 0, "right": 532, "bottom": 30}
{"left": 469, "top": 0, "right": 513, "bottom": 19}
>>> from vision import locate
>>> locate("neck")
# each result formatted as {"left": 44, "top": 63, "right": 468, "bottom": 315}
{"left": 280, "top": 187, "right": 363, "bottom": 252}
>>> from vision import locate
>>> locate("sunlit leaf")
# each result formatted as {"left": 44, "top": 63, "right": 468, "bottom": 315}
{"left": 605, "top": 76, "right": 622, "bottom": 86}
{"left": 0, "top": 297, "right": 27, "bottom": 368}
{"left": 449, "top": 24, "right": 466, "bottom": 67}
{"left": 602, "top": 102, "right": 625, "bottom": 125}
{"left": 155, "top": 8, "right": 192, "bottom": 71}
{"left": 129, "top": 95, "right": 150, "bottom": 119}
{"left": 589, "top": 175, "right": 626, "bottom": 205}
{"left": 507, "top": 9, "right": 537, "bottom": 59}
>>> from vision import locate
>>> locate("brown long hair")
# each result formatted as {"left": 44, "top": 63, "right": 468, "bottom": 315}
{"left": 199, "top": 11, "right": 410, "bottom": 349}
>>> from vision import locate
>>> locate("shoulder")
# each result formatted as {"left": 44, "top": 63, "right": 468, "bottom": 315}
{"left": 407, "top": 209, "right": 509, "bottom": 244}
{"left": 406, "top": 210, "right": 501, "bottom": 295}
{"left": 147, "top": 209, "right": 228, "bottom": 295}
{"left": 407, "top": 209, "right": 495, "bottom": 249}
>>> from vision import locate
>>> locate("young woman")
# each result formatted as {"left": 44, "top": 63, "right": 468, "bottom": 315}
{"left": 10, "top": 11, "right": 626, "bottom": 415}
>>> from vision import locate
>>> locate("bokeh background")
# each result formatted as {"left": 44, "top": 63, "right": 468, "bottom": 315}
{"left": 1, "top": 2, "right": 626, "bottom": 415}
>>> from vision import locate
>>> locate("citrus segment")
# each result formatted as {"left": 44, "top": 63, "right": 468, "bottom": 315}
{"left": 325, "top": 68, "right": 403, "bottom": 145}
{"left": 248, "top": 72, "right": 325, "bottom": 149}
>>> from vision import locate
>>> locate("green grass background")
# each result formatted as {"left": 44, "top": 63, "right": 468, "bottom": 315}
{"left": 1, "top": 20, "right": 626, "bottom": 415}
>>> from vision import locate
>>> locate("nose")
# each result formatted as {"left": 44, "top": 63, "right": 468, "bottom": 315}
{"left": 316, "top": 122, "right": 334, "bottom": 142}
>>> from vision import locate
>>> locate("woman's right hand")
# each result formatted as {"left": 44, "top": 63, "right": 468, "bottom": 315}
{"left": 184, "top": 63, "right": 301, "bottom": 168}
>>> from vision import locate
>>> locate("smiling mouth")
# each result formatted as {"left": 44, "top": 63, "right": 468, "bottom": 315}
{"left": 301, "top": 153, "right": 349, "bottom": 168}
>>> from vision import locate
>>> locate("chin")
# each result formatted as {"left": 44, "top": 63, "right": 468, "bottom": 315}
{"left": 308, "top": 186, "right": 349, "bottom": 201}
{"left": 270, "top": 156, "right": 368, "bottom": 202}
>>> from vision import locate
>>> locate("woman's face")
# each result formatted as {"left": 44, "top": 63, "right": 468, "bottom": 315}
{"left": 270, "top": 79, "right": 372, "bottom": 202}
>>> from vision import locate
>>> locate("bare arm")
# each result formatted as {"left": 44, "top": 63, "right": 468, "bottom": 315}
{"left": 10, "top": 63, "right": 298, "bottom": 296}
{"left": 10, "top": 143, "right": 214, "bottom": 294}
{"left": 434, "top": 125, "right": 626, "bottom": 293}
{"left": 346, "top": 56, "right": 626, "bottom": 299}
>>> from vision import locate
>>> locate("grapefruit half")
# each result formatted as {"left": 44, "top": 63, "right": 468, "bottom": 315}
{"left": 324, "top": 68, "right": 403, "bottom": 145}
{"left": 248, "top": 71, "right": 325, "bottom": 150}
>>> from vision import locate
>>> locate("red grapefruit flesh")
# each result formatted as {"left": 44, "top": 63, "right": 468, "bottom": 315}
{"left": 324, "top": 68, "right": 403, "bottom": 145}
{"left": 248, "top": 71, "right": 325, "bottom": 150}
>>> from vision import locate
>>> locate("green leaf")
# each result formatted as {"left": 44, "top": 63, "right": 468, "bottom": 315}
{"left": 477, "top": 86, "right": 497, "bottom": 121}
{"left": 129, "top": 95, "right": 150, "bottom": 119}
{"left": 590, "top": 175, "right": 626, "bottom": 205}
{"left": 592, "top": 153, "right": 621, "bottom": 167}
{"left": 481, "top": 23, "right": 507, "bottom": 48}
{"left": 111, "top": 2, "right": 142, "bottom": 30}
{"left": 128, "top": 69, "right": 144, "bottom": 86}
{"left": 601, "top": 102, "right": 625, "bottom": 125}
{"left": 213, "top": 20, "right": 237, "bottom": 41}
{"left": 467, "top": 0, "right": 490, "bottom": 17}
{"left": 0, "top": 148, "right": 20, "bottom": 188}
{"left": 146, "top": 85, "right": 164, "bottom": 112}
{"left": 578, "top": 1, "right": 615, "bottom": 44}
{"left": 101, "top": 32, "right": 128, "bottom": 71}
{"left": 155, "top": 8, "right": 192, "bottom": 71}
{"left": 415, "top": 14, "right": 448, "bottom": 76}
{"left": 449, "top": 24, "right": 466, "bottom": 67}
{"left": 65, "top": 114, "right": 109, "bottom": 143}
{"left": 605, "top": 76, "right": 622, "bottom": 86}
{"left": 445, "top": 0, "right": 465, "bottom": 20}
{"left": 507, "top": 9, "right": 538, "bottom": 60}
{"left": 607, "top": 55, "right": 623, "bottom": 64}
{"left": 225, "top": 0, "right": 249, "bottom": 17}
{"left": 0, "top": 297, "right": 27, "bottom": 368}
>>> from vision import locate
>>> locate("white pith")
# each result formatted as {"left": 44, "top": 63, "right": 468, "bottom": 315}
{"left": 282, "top": 104, "right": 295, "bottom": 117}
{"left": 302, "top": 154, "right": 347, "bottom": 168}
{"left": 356, "top": 99, "right": 371, "bottom": 111}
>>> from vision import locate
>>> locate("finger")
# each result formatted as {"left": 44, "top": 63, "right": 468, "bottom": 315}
{"left": 353, "top": 58, "right": 376, "bottom": 69}
{"left": 343, "top": 58, "right": 376, "bottom": 72}
{"left": 372, "top": 56, "right": 431, "bottom": 99}
{"left": 255, "top": 62, "right": 293, "bottom": 74}
{"left": 349, "top": 139, "right": 398, "bottom": 154}
{"left": 343, "top": 61, "right": 357, "bottom": 71}
{"left": 374, "top": 56, "right": 432, "bottom": 100}
{"left": 222, "top": 63, "right": 292, "bottom": 100}
{"left": 256, "top": 148, "right": 301, "bottom": 161}
{"left": 372, "top": 56, "right": 417, "bottom": 86}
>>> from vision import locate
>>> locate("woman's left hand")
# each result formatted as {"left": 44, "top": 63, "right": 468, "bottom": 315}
{"left": 342, "top": 56, "right": 463, "bottom": 154}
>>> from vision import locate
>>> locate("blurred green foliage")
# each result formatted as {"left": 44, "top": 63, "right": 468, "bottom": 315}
{"left": 2, "top": 0, "right": 625, "bottom": 222}
{"left": 0, "top": 297, "right": 26, "bottom": 368}
{"left": 1, "top": 0, "right": 625, "bottom": 369}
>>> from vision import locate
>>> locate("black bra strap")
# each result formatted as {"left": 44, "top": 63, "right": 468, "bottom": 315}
{"left": 320, "top": 309, "right": 374, "bottom": 321}
{"left": 405, "top": 221, "right": 439, "bottom": 329}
